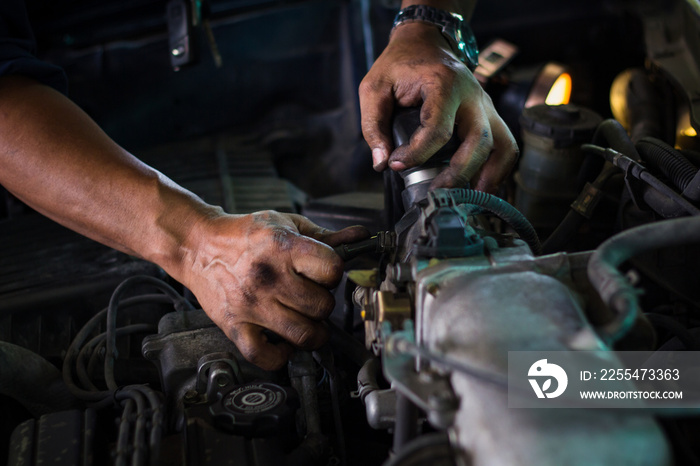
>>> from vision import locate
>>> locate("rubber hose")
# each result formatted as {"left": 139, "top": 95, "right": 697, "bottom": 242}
{"left": 574, "top": 119, "right": 640, "bottom": 190}
{"left": 542, "top": 165, "right": 618, "bottom": 254}
{"left": 393, "top": 393, "right": 419, "bottom": 453}
{"left": 587, "top": 216, "right": 700, "bottom": 343}
{"left": 637, "top": 137, "right": 699, "bottom": 191}
{"left": 581, "top": 144, "right": 700, "bottom": 216}
{"left": 542, "top": 119, "right": 636, "bottom": 254}
{"left": 593, "top": 119, "right": 641, "bottom": 160}
{"left": 0, "top": 341, "right": 79, "bottom": 416}
{"left": 447, "top": 188, "right": 542, "bottom": 255}
{"left": 357, "top": 358, "right": 381, "bottom": 402}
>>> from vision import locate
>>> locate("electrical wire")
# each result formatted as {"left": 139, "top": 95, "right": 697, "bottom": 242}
{"left": 581, "top": 144, "right": 700, "bottom": 216}
{"left": 62, "top": 294, "right": 173, "bottom": 400}
{"left": 63, "top": 276, "right": 188, "bottom": 466}
{"left": 115, "top": 398, "right": 135, "bottom": 466}
{"left": 105, "top": 275, "right": 194, "bottom": 391}
{"left": 76, "top": 324, "right": 157, "bottom": 391}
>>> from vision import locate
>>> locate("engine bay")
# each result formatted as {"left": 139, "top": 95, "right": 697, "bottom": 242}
{"left": 2, "top": 0, "right": 700, "bottom": 465}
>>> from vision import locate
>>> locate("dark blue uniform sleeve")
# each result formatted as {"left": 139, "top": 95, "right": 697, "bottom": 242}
{"left": 0, "top": 0, "right": 67, "bottom": 94}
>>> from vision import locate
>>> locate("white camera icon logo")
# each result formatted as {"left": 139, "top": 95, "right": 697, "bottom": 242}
{"left": 528, "top": 359, "right": 568, "bottom": 399}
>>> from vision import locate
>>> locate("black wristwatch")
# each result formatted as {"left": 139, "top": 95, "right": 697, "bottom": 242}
{"left": 392, "top": 4, "right": 479, "bottom": 72}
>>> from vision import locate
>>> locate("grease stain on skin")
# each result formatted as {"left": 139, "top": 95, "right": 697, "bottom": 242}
{"left": 272, "top": 228, "right": 294, "bottom": 251}
{"left": 241, "top": 287, "right": 258, "bottom": 306}
{"left": 253, "top": 262, "right": 278, "bottom": 288}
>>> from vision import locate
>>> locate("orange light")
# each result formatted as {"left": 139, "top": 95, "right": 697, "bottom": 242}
{"left": 525, "top": 63, "right": 572, "bottom": 108}
{"left": 545, "top": 73, "right": 572, "bottom": 106}
{"left": 681, "top": 126, "right": 697, "bottom": 137}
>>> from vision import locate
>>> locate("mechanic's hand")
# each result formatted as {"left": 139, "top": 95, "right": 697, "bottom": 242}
{"left": 359, "top": 22, "right": 518, "bottom": 192}
{"left": 180, "top": 210, "right": 368, "bottom": 371}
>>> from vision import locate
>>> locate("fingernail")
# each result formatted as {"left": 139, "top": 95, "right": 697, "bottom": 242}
{"left": 372, "top": 148, "right": 387, "bottom": 170}
{"left": 389, "top": 160, "right": 406, "bottom": 170}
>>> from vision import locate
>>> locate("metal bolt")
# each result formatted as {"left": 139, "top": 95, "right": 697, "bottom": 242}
{"left": 184, "top": 390, "right": 199, "bottom": 402}
{"left": 171, "top": 45, "right": 185, "bottom": 57}
{"left": 215, "top": 374, "right": 229, "bottom": 387}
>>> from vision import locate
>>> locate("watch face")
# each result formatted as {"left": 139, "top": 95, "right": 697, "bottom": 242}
{"left": 453, "top": 18, "right": 479, "bottom": 71}
{"left": 461, "top": 29, "right": 479, "bottom": 71}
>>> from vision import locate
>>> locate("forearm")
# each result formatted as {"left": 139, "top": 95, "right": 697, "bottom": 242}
{"left": 0, "top": 76, "right": 214, "bottom": 278}
{"left": 399, "top": 0, "right": 477, "bottom": 20}
{"left": 0, "top": 76, "right": 371, "bottom": 370}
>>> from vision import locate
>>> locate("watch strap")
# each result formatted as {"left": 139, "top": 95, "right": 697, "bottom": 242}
{"left": 392, "top": 4, "right": 479, "bottom": 71}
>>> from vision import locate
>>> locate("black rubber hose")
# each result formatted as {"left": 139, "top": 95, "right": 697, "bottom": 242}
{"left": 581, "top": 144, "right": 700, "bottom": 216}
{"left": 0, "top": 341, "right": 79, "bottom": 416}
{"left": 393, "top": 393, "right": 419, "bottom": 453}
{"left": 574, "top": 119, "right": 639, "bottom": 192}
{"left": 543, "top": 119, "right": 637, "bottom": 254}
{"left": 574, "top": 118, "right": 639, "bottom": 192}
{"left": 636, "top": 137, "right": 699, "bottom": 191}
{"left": 592, "top": 119, "right": 642, "bottom": 161}
{"left": 587, "top": 216, "right": 700, "bottom": 344}
{"left": 447, "top": 188, "right": 542, "bottom": 255}
{"left": 542, "top": 165, "right": 618, "bottom": 254}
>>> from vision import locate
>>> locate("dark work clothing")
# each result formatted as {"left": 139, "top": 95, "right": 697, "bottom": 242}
{"left": 0, "top": 0, "right": 67, "bottom": 93}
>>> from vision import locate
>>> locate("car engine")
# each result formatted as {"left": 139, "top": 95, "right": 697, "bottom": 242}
{"left": 2, "top": 0, "right": 700, "bottom": 465}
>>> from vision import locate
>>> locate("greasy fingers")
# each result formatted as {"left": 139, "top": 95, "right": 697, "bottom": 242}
{"left": 472, "top": 116, "right": 519, "bottom": 193}
{"left": 388, "top": 81, "right": 462, "bottom": 171}
{"left": 431, "top": 112, "right": 518, "bottom": 190}
{"left": 360, "top": 23, "right": 466, "bottom": 172}
{"left": 291, "top": 215, "right": 370, "bottom": 248}
{"left": 358, "top": 79, "right": 394, "bottom": 171}
{"left": 229, "top": 322, "right": 294, "bottom": 371}
{"left": 430, "top": 110, "right": 493, "bottom": 188}
{"left": 276, "top": 280, "right": 335, "bottom": 320}
{"left": 359, "top": 21, "right": 518, "bottom": 191}
{"left": 179, "top": 211, "right": 362, "bottom": 370}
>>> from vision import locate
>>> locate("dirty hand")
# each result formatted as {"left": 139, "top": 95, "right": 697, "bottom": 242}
{"left": 359, "top": 21, "right": 518, "bottom": 192}
{"left": 179, "top": 210, "right": 368, "bottom": 370}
